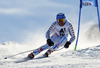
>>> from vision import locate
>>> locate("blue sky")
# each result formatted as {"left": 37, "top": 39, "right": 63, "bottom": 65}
{"left": 0, "top": 0, "right": 100, "bottom": 44}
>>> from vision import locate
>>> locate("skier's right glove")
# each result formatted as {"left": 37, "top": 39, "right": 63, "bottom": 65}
{"left": 47, "top": 39, "right": 54, "bottom": 46}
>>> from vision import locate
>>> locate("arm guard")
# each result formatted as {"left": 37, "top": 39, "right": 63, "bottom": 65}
{"left": 68, "top": 23, "right": 75, "bottom": 43}
{"left": 46, "top": 22, "right": 56, "bottom": 39}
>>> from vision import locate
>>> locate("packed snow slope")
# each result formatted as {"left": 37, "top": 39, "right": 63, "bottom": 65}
{"left": 0, "top": 42, "right": 100, "bottom": 68}
{"left": 0, "top": 24, "right": 100, "bottom": 68}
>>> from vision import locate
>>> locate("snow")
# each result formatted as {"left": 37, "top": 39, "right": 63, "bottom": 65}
{"left": 0, "top": 24, "right": 100, "bottom": 68}
{"left": 0, "top": 0, "right": 100, "bottom": 67}
{"left": 0, "top": 41, "right": 100, "bottom": 68}
{"left": 0, "top": 23, "right": 100, "bottom": 68}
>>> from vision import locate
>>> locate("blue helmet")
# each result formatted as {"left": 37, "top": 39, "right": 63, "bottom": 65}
{"left": 56, "top": 13, "right": 66, "bottom": 20}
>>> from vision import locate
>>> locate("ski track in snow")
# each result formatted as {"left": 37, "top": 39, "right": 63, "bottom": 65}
{"left": 0, "top": 42, "right": 100, "bottom": 68}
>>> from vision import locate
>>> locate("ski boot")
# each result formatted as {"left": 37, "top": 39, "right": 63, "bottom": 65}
{"left": 44, "top": 53, "right": 49, "bottom": 57}
{"left": 28, "top": 52, "right": 34, "bottom": 59}
{"left": 44, "top": 49, "right": 53, "bottom": 57}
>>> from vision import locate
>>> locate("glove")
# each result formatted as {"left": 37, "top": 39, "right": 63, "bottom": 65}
{"left": 64, "top": 41, "right": 71, "bottom": 48}
{"left": 47, "top": 39, "right": 54, "bottom": 46}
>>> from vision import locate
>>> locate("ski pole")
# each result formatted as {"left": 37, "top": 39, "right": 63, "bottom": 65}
{"left": 4, "top": 49, "right": 34, "bottom": 59}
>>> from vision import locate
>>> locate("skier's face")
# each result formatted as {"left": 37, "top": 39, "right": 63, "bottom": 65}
{"left": 58, "top": 19, "right": 65, "bottom": 26}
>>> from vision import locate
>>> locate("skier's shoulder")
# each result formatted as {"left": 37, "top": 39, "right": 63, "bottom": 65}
{"left": 64, "top": 20, "right": 71, "bottom": 26}
{"left": 51, "top": 21, "right": 57, "bottom": 26}
{"left": 53, "top": 21, "right": 57, "bottom": 25}
{"left": 65, "top": 20, "right": 72, "bottom": 27}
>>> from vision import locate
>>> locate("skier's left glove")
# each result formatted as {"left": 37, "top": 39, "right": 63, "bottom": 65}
{"left": 47, "top": 39, "right": 54, "bottom": 46}
{"left": 64, "top": 41, "right": 71, "bottom": 48}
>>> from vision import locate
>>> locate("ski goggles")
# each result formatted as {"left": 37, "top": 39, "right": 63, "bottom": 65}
{"left": 58, "top": 19, "right": 65, "bottom": 23}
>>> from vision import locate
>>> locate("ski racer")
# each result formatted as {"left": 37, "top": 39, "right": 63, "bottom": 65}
{"left": 28, "top": 13, "right": 75, "bottom": 59}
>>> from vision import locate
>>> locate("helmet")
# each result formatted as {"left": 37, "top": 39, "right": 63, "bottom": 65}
{"left": 56, "top": 13, "right": 66, "bottom": 20}
{"left": 56, "top": 13, "right": 66, "bottom": 26}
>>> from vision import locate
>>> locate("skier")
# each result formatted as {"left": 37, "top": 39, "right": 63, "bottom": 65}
{"left": 28, "top": 13, "right": 75, "bottom": 59}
